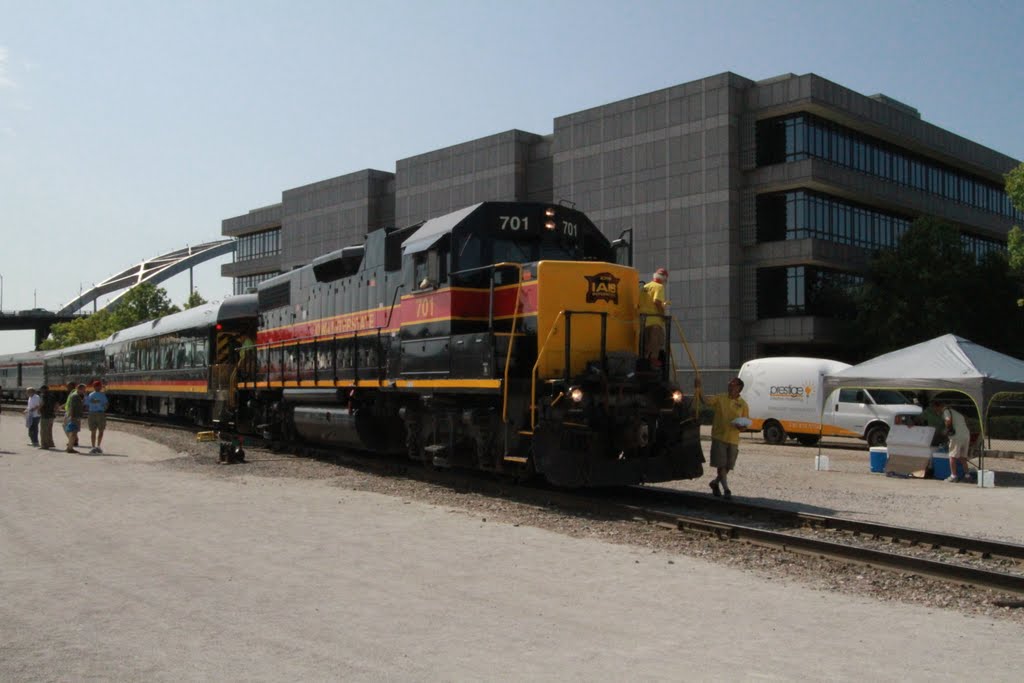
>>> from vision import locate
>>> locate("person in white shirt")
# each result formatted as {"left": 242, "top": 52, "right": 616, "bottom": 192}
{"left": 24, "top": 387, "right": 43, "bottom": 447}
{"left": 932, "top": 400, "right": 971, "bottom": 482}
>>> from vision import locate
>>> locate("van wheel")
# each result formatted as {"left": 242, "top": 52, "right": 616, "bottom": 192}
{"left": 795, "top": 434, "right": 820, "bottom": 447}
{"left": 763, "top": 421, "right": 786, "bottom": 445}
{"left": 865, "top": 424, "right": 889, "bottom": 447}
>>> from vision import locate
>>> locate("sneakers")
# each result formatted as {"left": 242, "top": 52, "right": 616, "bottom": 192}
{"left": 89, "top": 447, "right": 103, "bottom": 454}
{"left": 945, "top": 475, "right": 959, "bottom": 483}
{"left": 722, "top": 488, "right": 733, "bottom": 499}
{"left": 709, "top": 479, "right": 722, "bottom": 497}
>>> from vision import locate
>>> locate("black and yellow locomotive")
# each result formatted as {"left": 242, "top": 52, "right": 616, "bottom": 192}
{"left": 239, "top": 202, "right": 704, "bottom": 487}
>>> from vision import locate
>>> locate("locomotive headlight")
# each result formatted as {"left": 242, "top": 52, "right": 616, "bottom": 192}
{"left": 544, "top": 220, "right": 557, "bottom": 231}
{"left": 569, "top": 386, "right": 584, "bottom": 403}
{"left": 671, "top": 390, "right": 684, "bottom": 403}
{"left": 544, "top": 207, "right": 556, "bottom": 217}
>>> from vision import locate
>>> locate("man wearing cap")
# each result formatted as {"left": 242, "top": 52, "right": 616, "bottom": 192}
{"left": 85, "top": 380, "right": 109, "bottom": 454}
{"left": 639, "top": 267, "right": 669, "bottom": 367}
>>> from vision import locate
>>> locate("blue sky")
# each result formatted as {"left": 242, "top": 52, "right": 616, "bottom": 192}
{"left": 1, "top": 0, "right": 1022, "bottom": 353}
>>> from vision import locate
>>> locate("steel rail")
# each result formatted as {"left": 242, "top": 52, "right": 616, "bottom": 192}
{"left": 634, "top": 486, "right": 1024, "bottom": 562}
{"left": 602, "top": 502, "right": 1024, "bottom": 595}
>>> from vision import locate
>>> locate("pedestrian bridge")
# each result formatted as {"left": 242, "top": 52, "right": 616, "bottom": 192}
{"left": 0, "top": 240, "right": 234, "bottom": 348}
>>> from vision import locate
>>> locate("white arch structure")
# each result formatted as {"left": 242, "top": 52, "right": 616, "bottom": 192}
{"left": 57, "top": 239, "right": 236, "bottom": 315}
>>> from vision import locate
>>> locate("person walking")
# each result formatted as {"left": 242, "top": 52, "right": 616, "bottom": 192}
{"left": 24, "top": 387, "right": 42, "bottom": 446}
{"left": 638, "top": 267, "right": 669, "bottom": 368}
{"left": 38, "top": 385, "right": 60, "bottom": 450}
{"left": 64, "top": 383, "right": 86, "bottom": 454}
{"left": 694, "top": 376, "right": 749, "bottom": 499}
{"left": 85, "top": 380, "right": 109, "bottom": 454}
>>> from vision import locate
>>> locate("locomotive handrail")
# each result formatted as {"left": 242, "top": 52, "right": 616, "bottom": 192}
{"left": 671, "top": 316, "right": 701, "bottom": 382}
{"left": 449, "top": 260, "right": 525, "bottom": 424}
{"left": 385, "top": 283, "right": 404, "bottom": 327}
{"left": 529, "top": 310, "right": 567, "bottom": 431}
{"left": 498, "top": 263, "right": 525, "bottom": 424}
{"left": 529, "top": 310, "right": 637, "bottom": 430}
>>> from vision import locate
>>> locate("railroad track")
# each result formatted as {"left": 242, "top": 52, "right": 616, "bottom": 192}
{"left": 595, "top": 487, "right": 1024, "bottom": 599}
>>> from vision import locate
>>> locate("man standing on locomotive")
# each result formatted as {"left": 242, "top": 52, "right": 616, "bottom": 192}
{"left": 694, "top": 376, "right": 749, "bottom": 499}
{"left": 639, "top": 267, "right": 669, "bottom": 368}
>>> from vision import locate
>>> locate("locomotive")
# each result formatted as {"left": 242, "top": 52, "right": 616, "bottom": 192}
{"left": 237, "top": 201, "right": 705, "bottom": 487}
{"left": 3, "top": 202, "right": 706, "bottom": 487}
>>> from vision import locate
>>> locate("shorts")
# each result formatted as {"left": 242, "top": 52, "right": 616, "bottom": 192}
{"left": 88, "top": 413, "right": 107, "bottom": 431}
{"left": 948, "top": 437, "right": 969, "bottom": 459}
{"left": 709, "top": 439, "right": 739, "bottom": 470}
{"left": 64, "top": 420, "right": 80, "bottom": 434}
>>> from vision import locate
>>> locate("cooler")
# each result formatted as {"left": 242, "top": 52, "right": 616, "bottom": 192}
{"left": 869, "top": 447, "right": 888, "bottom": 473}
{"left": 931, "top": 457, "right": 966, "bottom": 481}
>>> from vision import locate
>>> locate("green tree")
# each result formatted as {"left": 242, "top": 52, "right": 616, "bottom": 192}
{"left": 1006, "top": 163, "right": 1024, "bottom": 305}
{"left": 40, "top": 309, "right": 118, "bottom": 350}
{"left": 109, "top": 282, "right": 179, "bottom": 330}
{"left": 183, "top": 290, "right": 208, "bottom": 309}
{"left": 39, "top": 283, "right": 180, "bottom": 349}
{"left": 854, "top": 216, "right": 1024, "bottom": 357}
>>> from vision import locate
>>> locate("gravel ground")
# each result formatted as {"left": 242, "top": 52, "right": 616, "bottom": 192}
{"left": 111, "top": 421, "right": 1024, "bottom": 626}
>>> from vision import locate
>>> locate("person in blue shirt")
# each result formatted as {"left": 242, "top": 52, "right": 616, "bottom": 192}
{"left": 85, "top": 380, "right": 110, "bottom": 454}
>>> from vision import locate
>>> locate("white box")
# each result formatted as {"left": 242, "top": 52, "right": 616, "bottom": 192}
{"left": 886, "top": 425, "right": 935, "bottom": 447}
{"left": 976, "top": 470, "right": 996, "bottom": 488}
{"left": 886, "top": 425, "right": 936, "bottom": 459}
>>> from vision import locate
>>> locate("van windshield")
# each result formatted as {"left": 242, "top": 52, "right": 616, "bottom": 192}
{"left": 869, "top": 389, "right": 912, "bottom": 405}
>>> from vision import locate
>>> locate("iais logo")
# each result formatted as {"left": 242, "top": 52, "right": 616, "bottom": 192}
{"left": 584, "top": 272, "right": 620, "bottom": 304}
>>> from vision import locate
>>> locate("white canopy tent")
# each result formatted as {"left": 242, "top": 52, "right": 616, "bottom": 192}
{"left": 822, "top": 334, "right": 1024, "bottom": 473}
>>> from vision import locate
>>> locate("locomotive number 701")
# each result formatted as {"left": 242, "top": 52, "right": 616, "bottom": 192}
{"left": 499, "top": 215, "right": 579, "bottom": 238}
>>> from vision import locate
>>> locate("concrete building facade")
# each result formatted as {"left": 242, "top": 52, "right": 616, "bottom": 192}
{"left": 222, "top": 71, "right": 1022, "bottom": 371}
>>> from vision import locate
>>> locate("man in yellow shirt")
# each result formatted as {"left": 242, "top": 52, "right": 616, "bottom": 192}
{"left": 638, "top": 267, "right": 668, "bottom": 367}
{"left": 694, "top": 376, "right": 749, "bottom": 499}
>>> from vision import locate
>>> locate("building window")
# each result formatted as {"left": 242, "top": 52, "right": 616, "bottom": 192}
{"left": 756, "top": 113, "right": 1023, "bottom": 222}
{"left": 756, "top": 189, "right": 1005, "bottom": 259}
{"left": 758, "top": 266, "right": 863, "bottom": 320}
{"left": 235, "top": 228, "right": 281, "bottom": 263}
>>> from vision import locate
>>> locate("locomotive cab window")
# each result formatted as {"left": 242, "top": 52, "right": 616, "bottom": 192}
{"left": 413, "top": 245, "right": 448, "bottom": 290}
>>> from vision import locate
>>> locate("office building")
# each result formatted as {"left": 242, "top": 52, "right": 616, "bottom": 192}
{"left": 222, "top": 72, "right": 1022, "bottom": 370}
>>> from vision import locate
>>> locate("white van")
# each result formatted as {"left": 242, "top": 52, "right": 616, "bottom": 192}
{"left": 737, "top": 357, "right": 921, "bottom": 447}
